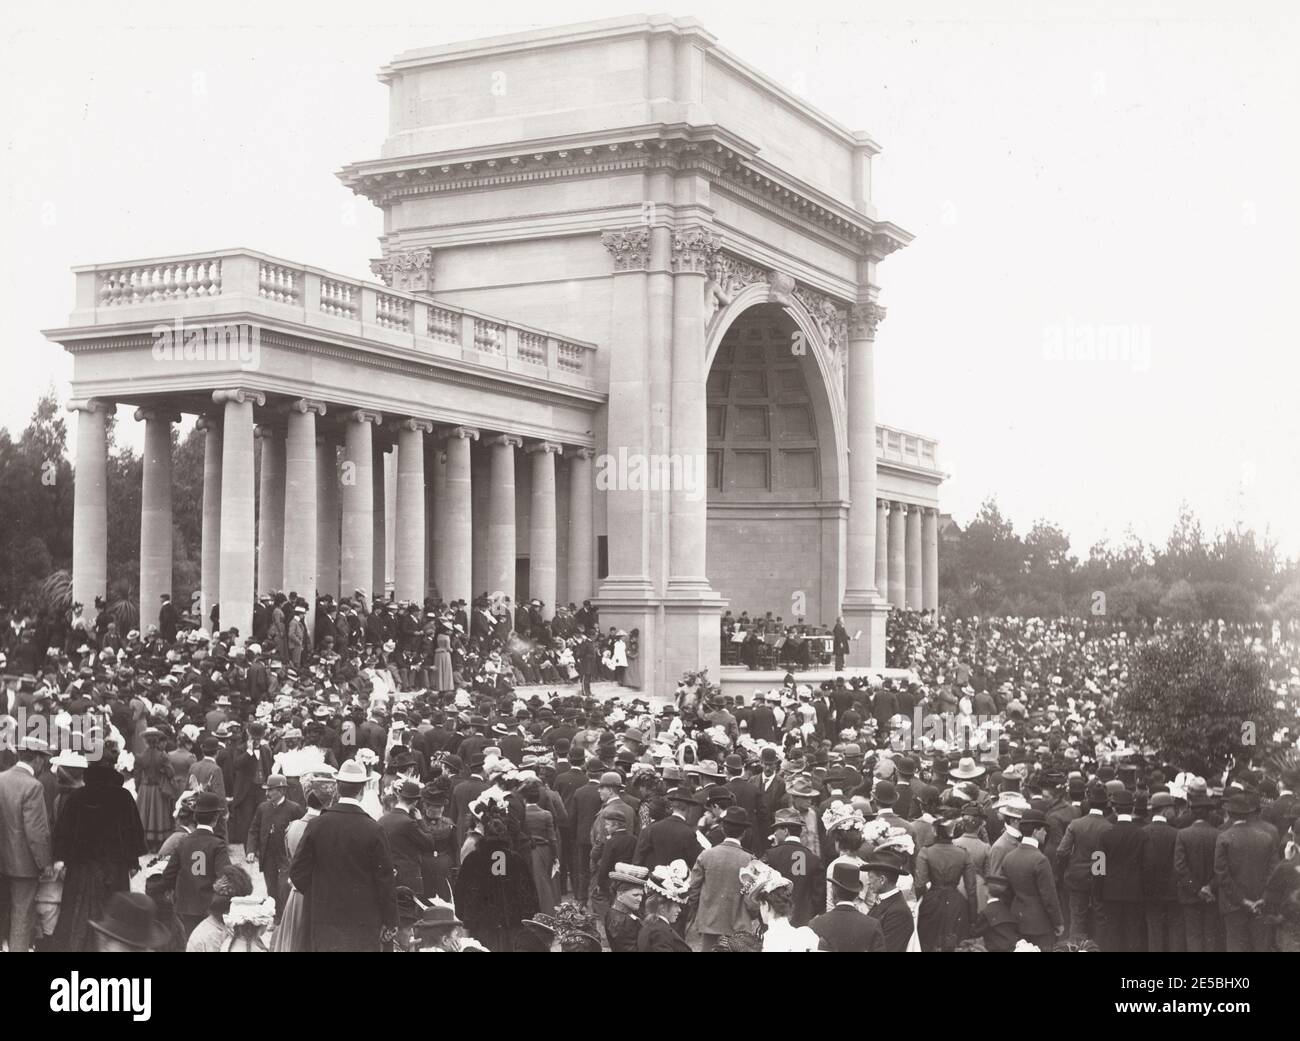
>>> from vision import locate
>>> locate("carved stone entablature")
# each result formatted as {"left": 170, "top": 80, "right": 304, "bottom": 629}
{"left": 369, "top": 247, "right": 434, "bottom": 293}
{"left": 849, "top": 302, "right": 888, "bottom": 341}
{"left": 671, "top": 225, "right": 721, "bottom": 274}
{"left": 601, "top": 227, "right": 651, "bottom": 272}
{"left": 712, "top": 252, "right": 770, "bottom": 296}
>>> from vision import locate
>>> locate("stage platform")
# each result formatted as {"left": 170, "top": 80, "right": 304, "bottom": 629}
{"left": 717, "top": 665, "right": 916, "bottom": 700}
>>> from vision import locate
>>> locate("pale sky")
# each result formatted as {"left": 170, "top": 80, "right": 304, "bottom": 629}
{"left": 3, "top": 0, "right": 1297, "bottom": 557}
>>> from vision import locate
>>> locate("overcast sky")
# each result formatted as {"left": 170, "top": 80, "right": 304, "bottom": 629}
{"left": 3, "top": 0, "right": 1297, "bottom": 558}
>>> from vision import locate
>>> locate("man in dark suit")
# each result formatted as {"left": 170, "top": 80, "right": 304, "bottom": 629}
{"left": 864, "top": 848, "right": 914, "bottom": 951}
{"left": 288, "top": 759, "right": 398, "bottom": 952}
{"left": 158, "top": 593, "right": 179, "bottom": 643}
{"left": 1056, "top": 787, "right": 1111, "bottom": 941}
{"left": 1142, "top": 792, "right": 1184, "bottom": 951}
{"left": 1174, "top": 795, "right": 1222, "bottom": 952}
{"left": 973, "top": 873, "right": 1022, "bottom": 951}
{"left": 635, "top": 788, "right": 703, "bottom": 871}
{"left": 565, "top": 759, "right": 606, "bottom": 902}
{"left": 1002, "top": 809, "right": 1064, "bottom": 951}
{"left": 379, "top": 780, "right": 439, "bottom": 941}
{"left": 754, "top": 747, "right": 787, "bottom": 845}
{"left": 722, "top": 754, "right": 761, "bottom": 850}
{"left": 246, "top": 776, "right": 304, "bottom": 922}
{"left": 1215, "top": 794, "right": 1280, "bottom": 952}
{"left": 1098, "top": 789, "right": 1145, "bottom": 952}
{"left": 810, "top": 861, "right": 885, "bottom": 951}
{"left": 451, "top": 756, "right": 489, "bottom": 850}
{"left": 0, "top": 737, "right": 54, "bottom": 952}
{"left": 161, "top": 791, "right": 231, "bottom": 936}
{"left": 761, "top": 809, "right": 824, "bottom": 926}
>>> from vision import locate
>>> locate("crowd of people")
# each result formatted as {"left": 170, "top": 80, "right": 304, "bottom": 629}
{"left": 0, "top": 595, "right": 1297, "bottom": 953}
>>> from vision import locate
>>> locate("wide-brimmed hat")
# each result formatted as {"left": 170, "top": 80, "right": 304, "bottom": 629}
{"left": 414, "top": 899, "right": 463, "bottom": 931}
{"left": 51, "top": 750, "right": 89, "bottom": 769}
{"left": 89, "top": 892, "right": 171, "bottom": 949}
{"left": 337, "top": 759, "right": 368, "bottom": 784}
{"left": 862, "top": 848, "right": 908, "bottom": 875}
{"left": 786, "top": 775, "right": 819, "bottom": 800}
{"left": 772, "top": 808, "right": 805, "bottom": 832}
{"left": 949, "top": 757, "right": 986, "bottom": 779}
{"left": 608, "top": 862, "right": 650, "bottom": 887}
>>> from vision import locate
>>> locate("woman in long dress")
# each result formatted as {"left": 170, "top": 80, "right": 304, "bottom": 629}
{"left": 270, "top": 788, "right": 327, "bottom": 952}
{"left": 915, "top": 812, "right": 978, "bottom": 950}
{"left": 134, "top": 728, "right": 175, "bottom": 851}
{"left": 454, "top": 800, "right": 538, "bottom": 951}
{"left": 433, "top": 631, "right": 455, "bottom": 694}
{"left": 50, "top": 758, "right": 147, "bottom": 951}
{"left": 522, "top": 781, "right": 559, "bottom": 915}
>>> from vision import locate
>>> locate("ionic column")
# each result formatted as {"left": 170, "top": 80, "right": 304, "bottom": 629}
{"left": 875, "top": 499, "right": 890, "bottom": 593}
{"left": 905, "top": 503, "right": 923, "bottom": 609}
{"left": 67, "top": 399, "right": 111, "bottom": 614}
{"left": 845, "top": 303, "right": 887, "bottom": 600}
{"left": 373, "top": 437, "right": 389, "bottom": 598}
{"left": 923, "top": 507, "right": 940, "bottom": 613}
{"left": 888, "top": 501, "right": 907, "bottom": 608}
{"left": 527, "top": 442, "right": 562, "bottom": 613}
{"left": 283, "top": 400, "right": 324, "bottom": 632}
{"left": 425, "top": 439, "right": 442, "bottom": 599}
{"left": 667, "top": 225, "right": 718, "bottom": 589}
{"left": 396, "top": 419, "right": 433, "bottom": 603}
{"left": 567, "top": 447, "right": 594, "bottom": 606}
{"left": 255, "top": 423, "right": 285, "bottom": 597}
{"left": 195, "top": 415, "right": 222, "bottom": 628}
{"left": 136, "top": 406, "right": 179, "bottom": 629}
{"left": 441, "top": 427, "right": 478, "bottom": 609}
{"left": 339, "top": 410, "right": 381, "bottom": 599}
{"left": 213, "top": 388, "right": 265, "bottom": 638}
{"left": 486, "top": 434, "right": 521, "bottom": 603}
{"left": 316, "top": 435, "right": 340, "bottom": 599}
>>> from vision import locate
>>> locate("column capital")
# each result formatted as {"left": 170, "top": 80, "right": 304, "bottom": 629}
{"left": 194, "top": 415, "right": 221, "bottom": 433}
{"left": 485, "top": 433, "right": 523, "bottom": 449}
{"left": 849, "top": 301, "right": 888, "bottom": 341}
{"left": 569, "top": 446, "right": 595, "bottom": 460}
{"left": 601, "top": 227, "right": 651, "bottom": 272}
{"left": 877, "top": 498, "right": 890, "bottom": 511}
{"left": 671, "top": 224, "right": 721, "bottom": 274}
{"left": 285, "top": 398, "right": 327, "bottom": 416}
{"left": 66, "top": 397, "right": 113, "bottom": 415}
{"left": 445, "top": 425, "right": 480, "bottom": 442}
{"left": 340, "top": 409, "right": 383, "bottom": 426}
{"left": 399, "top": 418, "right": 435, "bottom": 434}
{"left": 526, "top": 440, "right": 563, "bottom": 456}
{"left": 212, "top": 387, "right": 266, "bottom": 407}
{"left": 894, "top": 501, "right": 910, "bottom": 514}
{"left": 134, "top": 406, "right": 181, "bottom": 423}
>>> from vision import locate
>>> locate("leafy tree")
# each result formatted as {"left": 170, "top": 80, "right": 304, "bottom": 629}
{"left": 1118, "top": 630, "right": 1282, "bottom": 777}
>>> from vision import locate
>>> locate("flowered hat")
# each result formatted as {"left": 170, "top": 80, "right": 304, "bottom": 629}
{"left": 738, "top": 859, "right": 792, "bottom": 902}
{"left": 821, "top": 799, "right": 865, "bottom": 834}
{"left": 645, "top": 859, "right": 690, "bottom": 903}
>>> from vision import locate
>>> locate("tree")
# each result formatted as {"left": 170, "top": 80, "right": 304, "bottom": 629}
{"left": 1118, "top": 630, "right": 1282, "bottom": 777}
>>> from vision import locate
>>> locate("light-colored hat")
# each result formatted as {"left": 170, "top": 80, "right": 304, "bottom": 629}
{"left": 337, "top": 759, "right": 368, "bottom": 783}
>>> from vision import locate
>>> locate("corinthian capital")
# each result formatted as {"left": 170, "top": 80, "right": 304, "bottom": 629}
{"left": 369, "top": 247, "right": 434, "bottom": 293}
{"left": 671, "top": 225, "right": 721, "bottom": 274}
{"left": 849, "top": 302, "right": 888, "bottom": 341}
{"left": 601, "top": 227, "right": 651, "bottom": 272}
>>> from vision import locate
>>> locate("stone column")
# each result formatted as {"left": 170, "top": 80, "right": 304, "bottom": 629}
{"left": 136, "top": 406, "right": 178, "bottom": 628}
{"left": 485, "top": 434, "right": 521, "bottom": 603}
{"left": 906, "top": 503, "right": 923, "bottom": 609}
{"left": 396, "top": 418, "right": 433, "bottom": 603}
{"left": 667, "top": 225, "right": 717, "bottom": 591}
{"left": 567, "top": 447, "right": 594, "bottom": 606}
{"left": 283, "top": 400, "right": 324, "bottom": 633}
{"left": 316, "top": 436, "right": 340, "bottom": 599}
{"left": 255, "top": 423, "right": 285, "bottom": 597}
{"left": 67, "top": 399, "right": 111, "bottom": 615}
{"left": 875, "top": 499, "right": 890, "bottom": 593}
{"left": 425, "top": 439, "right": 442, "bottom": 599}
{"left": 526, "top": 442, "right": 561, "bottom": 614}
{"left": 196, "top": 415, "right": 222, "bottom": 628}
{"left": 441, "top": 427, "right": 478, "bottom": 609}
{"left": 923, "top": 507, "right": 940, "bottom": 613}
{"left": 888, "top": 501, "right": 907, "bottom": 609}
{"left": 340, "top": 410, "right": 381, "bottom": 600}
{"left": 845, "top": 303, "right": 887, "bottom": 600}
{"left": 373, "top": 437, "right": 389, "bottom": 598}
{"left": 213, "top": 388, "right": 264, "bottom": 639}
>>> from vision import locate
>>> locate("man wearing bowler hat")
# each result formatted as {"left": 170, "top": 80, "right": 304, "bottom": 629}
{"left": 762, "top": 808, "right": 824, "bottom": 927}
{"left": 161, "top": 790, "right": 231, "bottom": 937}
{"left": 1001, "top": 806, "right": 1063, "bottom": 951}
{"left": 246, "top": 774, "right": 305, "bottom": 923}
{"left": 1174, "top": 791, "right": 1221, "bottom": 951}
{"left": 687, "top": 805, "right": 755, "bottom": 950}
{"left": 1215, "top": 792, "right": 1279, "bottom": 952}
{"left": 1097, "top": 788, "right": 1145, "bottom": 952}
{"left": 809, "top": 861, "right": 885, "bottom": 951}
{"left": 635, "top": 787, "right": 702, "bottom": 872}
{"left": 864, "top": 847, "right": 915, "bottom": 952}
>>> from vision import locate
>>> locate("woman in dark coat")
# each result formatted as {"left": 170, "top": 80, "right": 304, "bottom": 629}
{"left": 134, "top": 728, "right": 175, "bottom": 851}
{"left": 915, "top": 811, "right": 978, "bottom": 951}
{"left": 51, "top": 758, "right": 148, "bottom": 951}
{"left": 454, "top": 808, "right": 538, "bottom": 951}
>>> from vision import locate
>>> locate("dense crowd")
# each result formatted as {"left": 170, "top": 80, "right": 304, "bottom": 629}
{"left": 0, "top": 598, "right": 1297, "bottom": 953}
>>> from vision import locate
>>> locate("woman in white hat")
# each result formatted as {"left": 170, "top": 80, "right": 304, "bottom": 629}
{"left": 637, "top": 861, "right": 692, "bottom": 952}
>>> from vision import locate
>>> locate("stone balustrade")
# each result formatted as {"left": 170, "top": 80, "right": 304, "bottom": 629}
{"left": 876, "top": 422, "right": 940, "bottom": 472}
{"left": 69, "top": 248, "right": 598, "bottom": 390}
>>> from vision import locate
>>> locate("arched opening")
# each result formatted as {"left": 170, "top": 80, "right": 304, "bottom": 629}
{"left": 704, "top": 301, "right": 846, "bottom": 629}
